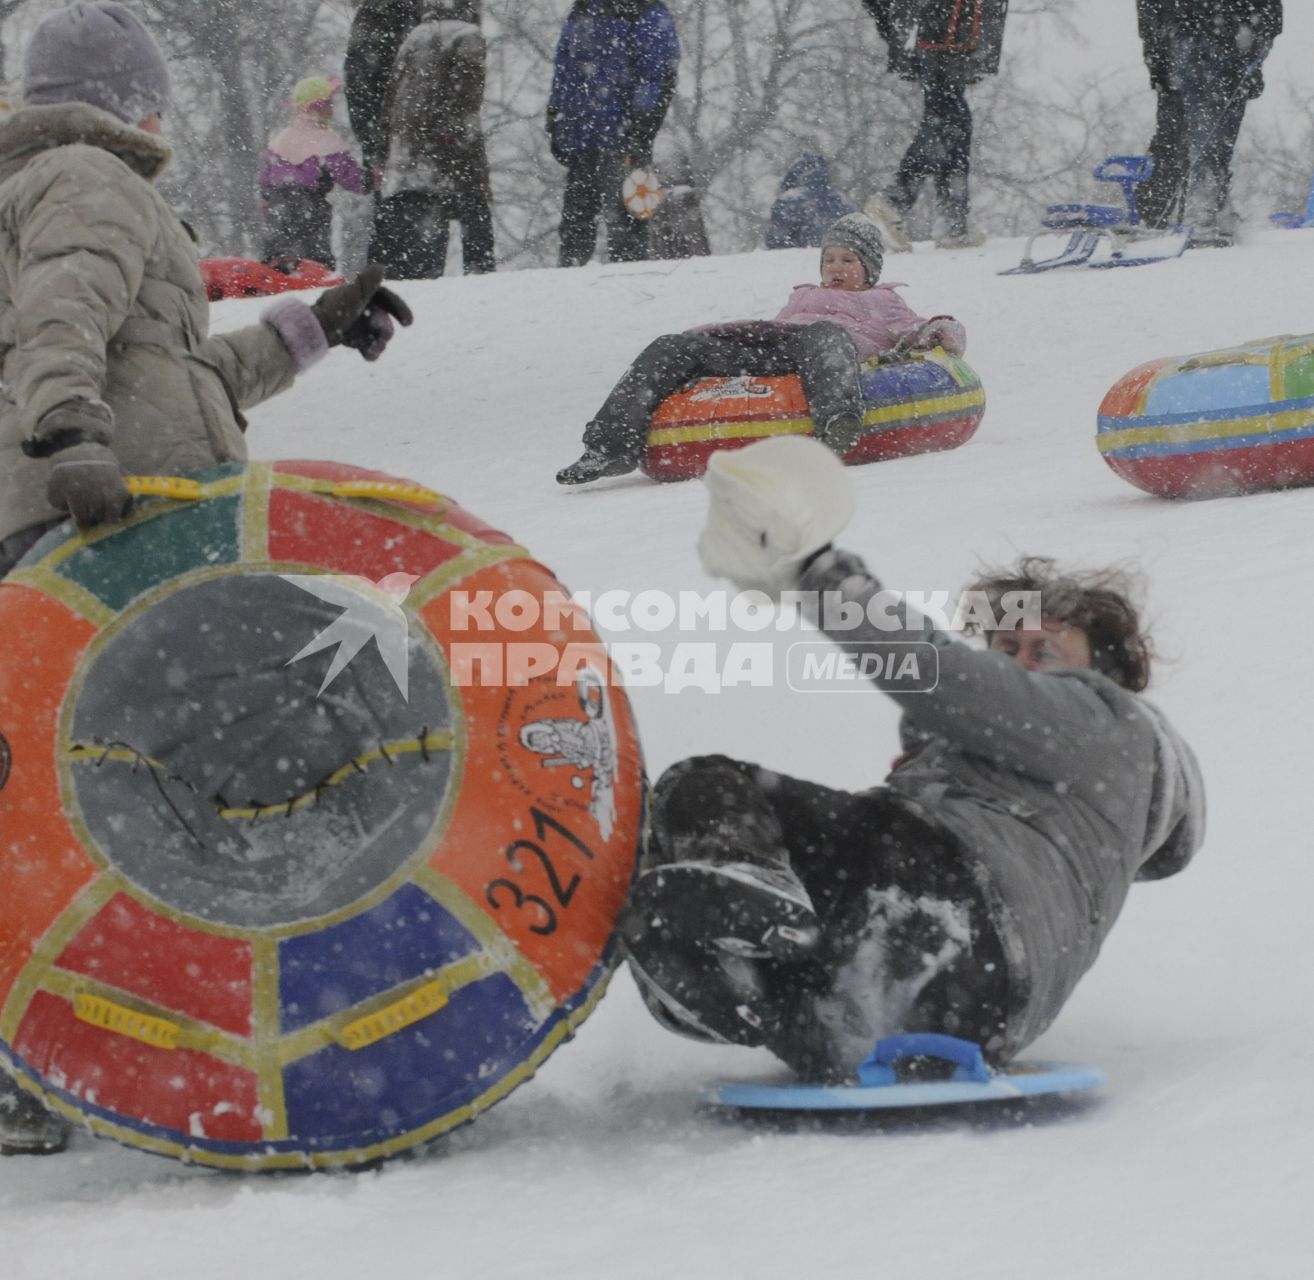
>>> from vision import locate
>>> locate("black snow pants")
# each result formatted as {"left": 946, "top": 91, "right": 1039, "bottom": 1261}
{"left": 558, "top": 150, "right": 649, "bottom": 268}
{"left": 623, "top": 755, "right": 1011, "bottom": 1080}
{"left": 1137, "top": 32, "right": 1254, "bottom": 233}
{"left": 583, "top": 321, "right": 865, "bottom": 465}
{"left": 262, "top": 185, "right": 335, "bottom": 269}
{"left": 370, "top": 189, "right": 496, "bottom": 278}
{"left": 369, "top": 146, "right": 496, "bottom": 279}
{"left": 886, "top": 61, "right": 974, "bottom": 235}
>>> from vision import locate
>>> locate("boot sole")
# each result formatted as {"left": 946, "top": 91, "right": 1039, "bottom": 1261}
{"left": 634, "top": 862, "right": 821, "bottom": 961}
{"left": 0, "top": 1135, "right": 68, "bottom": 1156}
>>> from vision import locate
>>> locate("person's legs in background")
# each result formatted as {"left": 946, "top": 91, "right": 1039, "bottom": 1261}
{"left": 559, "top": 151, "right": 607, "bottom": 267}
{"left": 369, "top": 191, "right": 449, "bottom": 279}
{"left": 1173, "top": 32, "right": 1251, "bottom": 246}
{"left": 603, "top": 151, "right": 650, "bottom": 264}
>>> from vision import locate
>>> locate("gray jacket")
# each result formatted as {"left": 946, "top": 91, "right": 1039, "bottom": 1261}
{"left": 0, "top": 103, "right": 301, "bottom": 545}
{"left": 382, "top": 17, "right": 488, "bottom": 199}
{"left": 799, "top": 549, "right": 1205, "bottom": 1058}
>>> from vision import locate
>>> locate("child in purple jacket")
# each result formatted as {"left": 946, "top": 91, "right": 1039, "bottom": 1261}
{"left": 556, "top": 213, "right": 965, "bottom": 485}
{"left": 259, "top": 76, "right": 365, "bottom": 270}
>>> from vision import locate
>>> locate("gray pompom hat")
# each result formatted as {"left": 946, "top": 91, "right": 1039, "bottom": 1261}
{"left": 821, "top": 212, "right": 885, "bottom": 284}
{"left": 23, "top": 2, "right": 170, "bottom": 125}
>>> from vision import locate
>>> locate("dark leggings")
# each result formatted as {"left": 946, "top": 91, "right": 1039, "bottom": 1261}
{"left": 631, "top": 755, "right": 1011, "bottom": 1077}
{"left": 262, "top": 186, "right": 335, "bottom": 269}
{"left": 888, "top": 64, "right": 973, "bottom": 229}
{"left": 583, "top": 321, "right": 864, "bottom": 464}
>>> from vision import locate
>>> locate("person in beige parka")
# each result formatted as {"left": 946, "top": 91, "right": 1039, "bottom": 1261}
{"left": 0, "top": 2, "right": 412, "bottom": 578}
{"left": 0, "top": 3, "right": 412, "bottom": 1156}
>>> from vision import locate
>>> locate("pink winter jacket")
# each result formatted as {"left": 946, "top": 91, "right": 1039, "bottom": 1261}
{"left": 772, "top": 284, "right": 967, "bottom": 362}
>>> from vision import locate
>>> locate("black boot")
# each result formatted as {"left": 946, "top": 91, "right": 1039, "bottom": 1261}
{"left": 556, "top": 418, "right": 644, "bottom": 485}
{"left": 555, "top": 448, "right": 636, "bottom": 485}
{"left": 623, "top": 921, "right": 775, "bottom": 1047}
{"left": 817, "top": 411, "right": 866, "bottom": 456}
{"left": 634, "top": 838, "right": 821, "bottom": 962}
{"left": 0, "top": 1073, "right": 69, "bottom": 1156}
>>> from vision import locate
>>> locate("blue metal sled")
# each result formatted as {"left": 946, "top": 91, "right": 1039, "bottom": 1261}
{"left": 706, "top": 1033, "right": 1105, "bottom": 1111}
{"left": 1001, "top": 155, "right": 1190, "bottom": 275}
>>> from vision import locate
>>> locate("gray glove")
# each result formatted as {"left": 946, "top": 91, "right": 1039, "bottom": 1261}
{"left": 26, "top": 400, "right": 132, "bottom": 528}
{"left": 311, "top": 264, "right": 414, "bottom": 361}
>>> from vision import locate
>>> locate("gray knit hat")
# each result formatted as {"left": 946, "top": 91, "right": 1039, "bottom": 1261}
{"left": 822, "top": 212, "right": 885, "bottom": 285}
{"left": 24, "top": 3, "right": 170, "bottom": 124}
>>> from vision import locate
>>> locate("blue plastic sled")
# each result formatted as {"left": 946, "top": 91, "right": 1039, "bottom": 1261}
{"left": 705, "top": 1033, "right": 1105, "bottom": 1111}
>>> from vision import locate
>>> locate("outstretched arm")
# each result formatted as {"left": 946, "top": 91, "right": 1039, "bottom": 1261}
{"left": 797, "top": 547, "right": 1127, "bottom": 785}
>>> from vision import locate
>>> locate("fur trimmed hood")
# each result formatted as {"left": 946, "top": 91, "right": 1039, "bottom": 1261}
{"left": 0, "top": 100, "right": 171, "bottom": 186}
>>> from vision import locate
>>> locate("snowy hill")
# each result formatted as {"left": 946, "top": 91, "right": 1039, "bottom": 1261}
{"left": 6, "top": 228, "right": 1314, "bottom": 1278}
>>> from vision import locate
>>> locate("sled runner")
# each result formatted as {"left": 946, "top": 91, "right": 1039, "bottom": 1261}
{"left": 705, "top": 1033, "right": 1105, "bottom": 1112}
{"left": 1001, "top": 155, "right": 1190, "bottom": 275}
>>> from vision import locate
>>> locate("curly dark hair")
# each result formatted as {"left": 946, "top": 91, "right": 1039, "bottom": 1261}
{"left": 962, "top": 556, "right": 1154, "bottom": 692}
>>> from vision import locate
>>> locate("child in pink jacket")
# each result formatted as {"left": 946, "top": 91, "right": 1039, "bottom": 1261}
{"left": 557, "top": 212, "right": 965, "bottom": 484}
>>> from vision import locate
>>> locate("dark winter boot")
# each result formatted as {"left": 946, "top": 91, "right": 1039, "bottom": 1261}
{"left": 632, "top": 840, "right": 821, "bottom": 963}
{"left": 555, "top": 448, "right": 636, "bottom": 485}
{"left": 775, "top": 885, "right": 977, "bottom": 1080}
{"left": 934, "top": 173, "right": 984, "bottom": 249}
{"left": 556, "top": 417, "right": 644, "bottom": 485}
{"left": 1183, "top": 172, "right": 1237, "bottom": 249}
{"left": 623, "top": 923, "right": 775, "bottom": 1046}
{"left": 0, "top": 1073, "right": 69, "bottom": 1156}
{"left": 817, "top": 411, "right": 866, "bottom": 457}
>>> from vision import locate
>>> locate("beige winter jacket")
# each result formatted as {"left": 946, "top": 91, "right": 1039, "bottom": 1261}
{"left": 0, "top": 103, "right": 301, "bottom": 544}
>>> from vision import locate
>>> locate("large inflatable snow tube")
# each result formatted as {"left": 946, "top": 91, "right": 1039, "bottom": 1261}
{"left": 199, "top": 256, "right": 343, "bottom": 302}
{"left": 0, "top": 460, "right": 643, "bottom": 1170}
{"left": 1098, "top": 334, "right": 1314, "bottom": 499}
{"left": 642, "top": 349, "right": 985, "bottom": 482}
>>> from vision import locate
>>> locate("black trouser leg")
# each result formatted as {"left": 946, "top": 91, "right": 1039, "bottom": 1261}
{"left": 369, "top": 192, "right": 449, "bottom": 279}
{"left": 263, "top": 188, "right": 334, "bottom": 267}
{"left": 584, "top": 321, "right": 862, "bottom": 460}
{"left": 449, "top": 149, "right": 495, "bottom": 274}
{"left": 559, "top": 153, "right": 606, "bottom": 267}
{"left": 890, "top": 67, "right": 972, "bottom": 230}
{"left": 1173, "top": 34, "right": 1252, "bottom": 230}
{"left": 1139, "top": 88, "right": 1188, "bottom": 227}
{"left": 583, "top": 330, "right": 730, "bottom": 462}
{"left": 788, "top": 321, "right": 864, "bottom": 426}
{"left": 602, "top": 151, "right": 649, "bottom": 263}
{"left": 370, "top": 193, "right": 441, "bottom": 278}
{"left": 457, "top": 188, "right": 496, "bottom": 274}
{"left": 641, "top": 754, "right": 1011, "bottom": 1077}
{"left": 927, "top": 79, "right": 973, "bottom": 235}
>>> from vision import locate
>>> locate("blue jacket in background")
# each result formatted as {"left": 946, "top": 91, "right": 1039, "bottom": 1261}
{"left": 767, "top": 154, "right": 858, "bottom": 249}
{"left": 547, "top": 0, "right": 680, "bottom": 156}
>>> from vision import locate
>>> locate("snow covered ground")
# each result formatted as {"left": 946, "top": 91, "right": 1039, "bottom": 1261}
{"left": 6, "top": 224, "right": 1314, "bottom": 1277}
